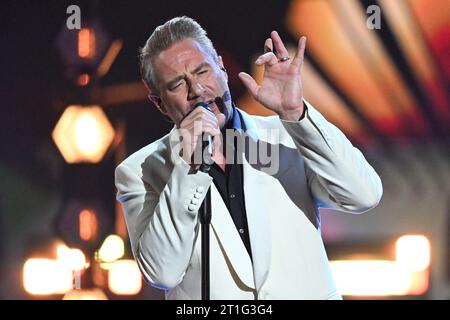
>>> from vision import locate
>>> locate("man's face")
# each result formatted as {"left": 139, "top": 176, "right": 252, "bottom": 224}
{"left": 153, "top": 38, "right": 232, "bottom": 127}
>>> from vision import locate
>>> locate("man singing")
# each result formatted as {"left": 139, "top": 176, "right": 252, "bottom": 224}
{"left": 115, "top": 16, "right": 382, "bottom": 299}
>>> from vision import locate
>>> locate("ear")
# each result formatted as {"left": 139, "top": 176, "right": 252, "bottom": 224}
{"left": 142, "top": 80, "right": 168, "bottom": 115}
{"left": 148, "top": 94, "right": 168, "bottom": 116}
{"left": 218, "top": 55, "right": 228, "bottom": 80}
{"left": 218, "top": 55, "right": 226, "bottom": 70}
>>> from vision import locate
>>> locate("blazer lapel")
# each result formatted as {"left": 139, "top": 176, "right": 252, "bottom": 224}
{"left": 239, "top": 110, "right": 272, "bottom": 291}
{"left": 209, "top": 183, "right": 255, "bottom": 289}
{"left": 208, "top": 109, "right": 272, "bottom": 292}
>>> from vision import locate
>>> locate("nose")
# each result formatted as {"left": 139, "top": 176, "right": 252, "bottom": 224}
{"left": 188, "top": 80, "right": 205, "bottom": 100}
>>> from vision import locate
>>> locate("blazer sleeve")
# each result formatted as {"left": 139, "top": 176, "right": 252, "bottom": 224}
{"left": 280, "top": 100, "right": 383, "bottom": 213}
{"left": 115, "top": 157, "right": 212, "bottom": 289}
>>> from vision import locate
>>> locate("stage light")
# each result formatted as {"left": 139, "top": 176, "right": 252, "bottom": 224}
{"left": 77, "top": 73, "right": 90, "bottom": 86}
{"left": 396, "top": 235, "right": 430, "bottom": 272}
{"left": 108, "top": 260, "right": 142, "bottom": 295}
{"left": 52, "top": 105, "right": 115, "bottom": 163}
{"left": 63, "top": 288, "right": 108, "bottom": 300}
{"left": 97, "top": 235, "right": 125, "bottom": 263}
{"left": 330, "top": 234, "right": 431, "bottom": 297}
{"left": 23, "top": 259, "right": 73, "bottom": 295}
{"left": 56, "top": 244, "right": 86, "bottom": 271}
{"left": 286, "top": 0, "right": 424, "bottom": 136}
{"left": 79, "top": 208, "right": 98, "bottom": 241}
{"left": 330, "top": 260, "right": 411, "bottom": 296}
{"left": 78, "top": 28, "right": 96, "bottom": 59}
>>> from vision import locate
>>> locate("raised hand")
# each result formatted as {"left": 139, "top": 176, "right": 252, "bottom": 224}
{"left": 238, "top": 31, "right": 307, "bottom": 121}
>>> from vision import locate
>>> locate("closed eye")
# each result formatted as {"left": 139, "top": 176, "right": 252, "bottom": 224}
{"left": 169, "top": 81, "right": 185, "bottom": 91}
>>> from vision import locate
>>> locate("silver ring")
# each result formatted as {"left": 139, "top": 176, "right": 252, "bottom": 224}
{"left": 279, "top": 56, "right": 290, "bottom": 62}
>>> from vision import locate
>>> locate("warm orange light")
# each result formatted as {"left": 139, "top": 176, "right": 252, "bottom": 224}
{"left": 379, "top": 0, "right": 450, "bottom": 127}
{"left": 56, "top": 244, "right": 86, "bottom": 271}
{"left": 97, "top": 40, "right": 123, "bottom": 77}
{"left": 63, "top": 288, "right": 108, "bottom": 300}
{"left": 78, "top": 28, "right": 96, "bottom": 58}
{"left": 396, "top": 235, "right": 430, "bottom": 272}
{"left": 97, "top": 235, "right": 125, "bottom": 263}
{"left": 23, "top": 259, "right": 73, "bottom": 295}
{"left": 408, "top": 269, "right": 429, "bottom": 295}
{"left": 286, "top": 0, "right": 420, "bottom": 136}
{"left": 330, "top": 259, "right": 430, "bottom": 297}
{"left": 108, "top": 260, "right": 142, "bottom": 295}
{"left": 52, "top": 105, "right": 115, "bottom": 163}
{"left": 330, "top": 234, "right": 431, "bottom": 297}
{"left": 77, "top": 73, "right": 90, "bottom": 86}
{"left": 330, "top": 260, "right": 411, "bottom": 296}
{"left": 79, "top": 209, "right": 98, "bottom": 241}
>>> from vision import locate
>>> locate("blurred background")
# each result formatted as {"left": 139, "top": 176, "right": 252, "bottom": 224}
{"left": 1, "top": 0, "right": 449, "bottom": 299}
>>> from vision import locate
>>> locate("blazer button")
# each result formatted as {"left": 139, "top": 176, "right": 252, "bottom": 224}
{"left": 188, "top": 204, "right": 196, "bottom": 211}
{"left": 196, "top": 186, "right": 204, "bottom": 193}
{"left": 191, "top": 198, "right": 199, "bottom": 205}
{"left": 194, "top": 193, "right": 202, "bottom": 199}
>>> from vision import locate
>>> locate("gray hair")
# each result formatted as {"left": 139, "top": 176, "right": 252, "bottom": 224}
{"left": 139, "top": 16, "right": 219, "bottom": 94}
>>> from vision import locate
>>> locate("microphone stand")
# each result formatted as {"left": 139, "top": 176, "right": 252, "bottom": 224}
{"left": 194, "top": 101, "right": 215, "bottom": 300}
{"left": 199, "top": 161, "right": 212, "bottom": 300}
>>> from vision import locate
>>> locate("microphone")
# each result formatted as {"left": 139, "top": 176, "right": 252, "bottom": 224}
{"left": 194, "top": 102, "right": 214, "bottom": 171}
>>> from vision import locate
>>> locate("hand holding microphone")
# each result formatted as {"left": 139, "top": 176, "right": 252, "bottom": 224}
{"left": 178, "top": 100, "right": 224, "bottom": 171}
{"left": 194, "top": 102, "right": 216, "bottom": 172}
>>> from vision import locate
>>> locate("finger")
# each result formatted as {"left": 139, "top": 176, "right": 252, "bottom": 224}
{"left": 264, "top": 38, "right": 273, "bottom": 53}
{"left": 192, "top": 107, "right": 219, "bottom": 122}
{"left": 180, "top": 106, "right": 204, "bottom": 126}
{"left": 196, "top": 118, "right": 219, "bottom": 131}
{"left": 193, "top": 121, "right": 220, "bottom": 137}
{"left": 181, "top": 115, "right": 218, "bottom": 134}
{"left": 215, "top": 112, "right": 226, "bottom": 129}
{"left": 184, "top": 107, "right": 218, "bottom": 125}
{"left": 271, "top": 30, "right": 289, "bottom": 60}
{"left": 255, "top": 52, "right": 278, "bottom": 66}
{"left": 292, "top": 36, "right": 307, "bottom": 72}
{"left": 197, "top": 109, "right": 220, "bottom": 126}
{"left": 189, "top": 117, "right": 218, "bottom": 132}
{"left": 238, "top": 72, "right": 260, "bottom": 98}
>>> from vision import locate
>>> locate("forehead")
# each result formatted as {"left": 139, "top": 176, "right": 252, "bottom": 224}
{"left": 155, "top": 39, "right": 214, "bottom": 78}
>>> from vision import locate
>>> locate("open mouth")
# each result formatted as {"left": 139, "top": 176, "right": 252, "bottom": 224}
{"left": 209, "top": 97, "right": 226, "bottom": 113}
{"left": 205, "top": 99, "right": 217, "bottom": 112}
{"left": 192, "top": 98, "right": 224, "bottom": 114}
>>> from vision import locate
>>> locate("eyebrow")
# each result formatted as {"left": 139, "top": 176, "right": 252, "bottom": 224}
{"left": 191, "top": 62, "right": 210, "bottom": 74}
{"left": 166, "top": 62, "right": 211, "bottom": 89}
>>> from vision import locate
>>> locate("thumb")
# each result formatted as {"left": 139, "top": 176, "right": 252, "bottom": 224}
{"left": 238, "top": 72, "right": 259, "bottom": 99}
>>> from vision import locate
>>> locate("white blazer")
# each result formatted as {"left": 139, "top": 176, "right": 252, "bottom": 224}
{"left": 115, "top": 101, "right": 383, "bottom": 300}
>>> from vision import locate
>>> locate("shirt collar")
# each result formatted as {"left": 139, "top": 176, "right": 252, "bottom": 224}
{"left": 223, "top": 103, "right": 245, "bottom": 132}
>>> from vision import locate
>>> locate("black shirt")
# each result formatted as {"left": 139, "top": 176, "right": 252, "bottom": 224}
{"left": 208, "top": 106, "right": 252, "bottom": 260}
